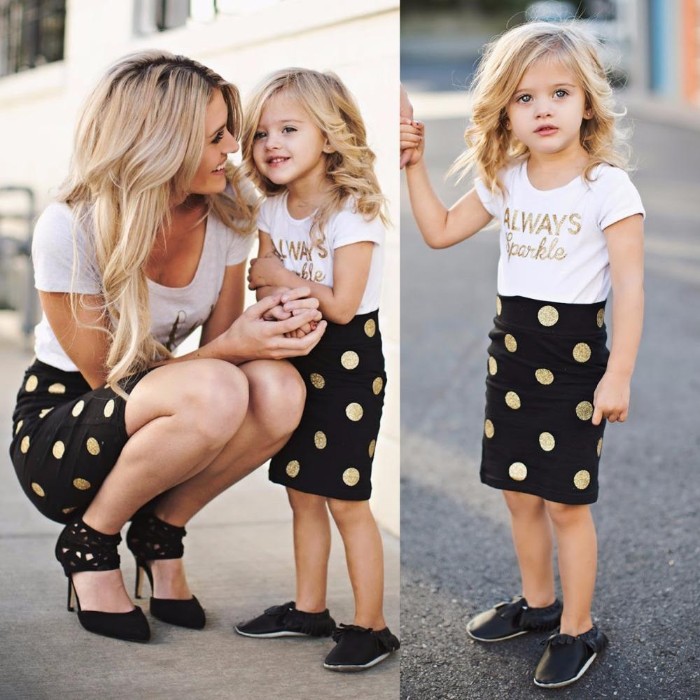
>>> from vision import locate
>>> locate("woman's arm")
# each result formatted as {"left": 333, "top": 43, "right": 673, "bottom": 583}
{"left": 592, "top": 213, "right": 644, "bottom": 425}
{"left": 200, "top": 262, "right": 246, "bottom": 345}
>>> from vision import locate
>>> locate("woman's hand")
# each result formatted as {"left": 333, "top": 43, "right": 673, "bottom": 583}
{"left": 592, "top": 370, "right": 631, "bottom": 425}
{"left": 247, "top": 255, "right": 286, "bottom": 290}
{"left": 400, "top": 84, "right": 415, "bottom": 169}
{"left": 400, "top": 118, "right": 425, "bottom": 168}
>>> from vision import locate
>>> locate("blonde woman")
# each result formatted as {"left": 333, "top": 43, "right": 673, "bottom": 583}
{"left": 233, "top": 69, "right": 399, "bottom": 671}
{"left": 401, "top": 22, "right": 644, "bottom": 688}
{"left": 9, "top": 51, "right": 326, "bottom": 643}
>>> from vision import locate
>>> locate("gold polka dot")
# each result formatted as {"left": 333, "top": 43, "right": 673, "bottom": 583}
{"left": 596, "top": 309, "right": 605, "bottom": 328}
{"left": 62, "top": 507, "right": 77, "bottom": 515}
{"left": 535, "top": 368, "right": 554, "bottom": 385}
{"left": 310, "top": 373, "right": 325, "bottom": 389}
{"left": 86, "top": 437, "right": 100, "bottom": 455}
{"left": 48, "top": 383, "right": 66, "bottom": 395}
{"left": 368, "top": 439, "right": 376, "bottom": 458}
{"left": 341, "top": 351, "right": 359, "bottom": 370}
{"left": 539, "top": 432, "right": 555, "bottom": 452}
{"left": 509, "top": 462, "right": 527, "bottom": 481}
{"left": 574, "top": 470, "right": 591, "bottom": 490}
{"left": 488, "top": 356, "right": 498, "bottom": 375}
{"left": 576, "top": 401, "right": 594, "bottom": 421}
{"left": 504, "top": 334, "right": 518, "bottom": 352}
{"left": 103, "top": 399, "right": 115, "bottom": 418}
{"left": 72, "top": 400, "right": 85, "bottom": 417}
{"left": 343, "top": 468, "right": 360, "bottom": 486}
{"left": 314, "top": 431, "right": 327, "bottom": 449}
{"left": 364, "top": 318, "right": 376, "bottom": 337}
{"left": 286, "top": 460, "right": 300, "bottom": 478}
{"left": 25, "top": 375, "right": 38, "bottom": 392}
{"left": 538, "top": 305, "right": 559, "bottom": 327}
{"left": 52, "top": 441, "right": 65, "bottom": 459}
{"left": 505, "top": 391, "right": 521, "bottom": 409}
{"left": 346, "top": 403, "right": 363, "bottom": 421}
{"left": 496, "top": 296, "right": 502, "bottom": 316}
{"left": 31, "top": 482, "right": 45, "bottom": 497}
{"left": 372, "top": 377, "right": 384, "bottom": 395}
{"left": 39, "top": 408, "right": 53, "bottom": 418}
{"left": 573, "top": 343, "right": 592, "bottom": 363}
{"left": 484, "top": 419, "right": 495, "bottom": 439}
{"left": 20, "top": 436, "right": 30, "bottom": 453}
{"left": 15, "top": 420, "right": 23, "bottom": 435}
{"left": 597, "top": 438, "right": 603, "bottom": 457}
{"left": 73, "top": 478, "right": 92, "bottom": 491}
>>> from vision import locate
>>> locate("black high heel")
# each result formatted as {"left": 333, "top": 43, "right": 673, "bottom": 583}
{"left": 126, "top": 512, "right": 205, "bottom": 630}
{"left": 55, "top": 518, "right": 150, "bottom": 642}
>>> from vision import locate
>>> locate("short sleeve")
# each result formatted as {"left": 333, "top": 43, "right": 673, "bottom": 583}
{"left": 595, "top": 167, "right": 645, "bottom": 230}
{"left": 257, "top": 197, "right": 273, "bottom": 235}
{"left": 473, "top": 176, "right": 500, "bottom": 218}
{"left": 31, "top": 203, "right": 101, "bottom": 294}
{"left": 330, "top": 206, "right": 385, "bottom": 250}
{"left": 225, "top": 230, "right": 255, "bottom": 266}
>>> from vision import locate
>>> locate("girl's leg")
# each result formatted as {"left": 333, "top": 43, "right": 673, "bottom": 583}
{"left": 503, "top": 490, "right": 556, "bottom": 607}
{"left": 287, "top": 488, "right": 331, "bottom": 612}
{"left": 545, "top": 501, "right": 596, "bottom": 636}
{"left": 328, "top": 498, "right": 386, "bottom": 629}
{"left": 74, "top": 359, "right": 305, "bottom": 611}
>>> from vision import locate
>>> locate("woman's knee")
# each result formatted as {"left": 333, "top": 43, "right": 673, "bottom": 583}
{"left": 242, "top": 360, "right": 306, "bottom": 434}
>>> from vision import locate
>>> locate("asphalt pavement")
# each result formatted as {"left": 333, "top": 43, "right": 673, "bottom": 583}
{"left": 399, "top": 97, "right": 700, "bottom": 699}
{"left": 0, "top": 322, "right": 399, "bottom": 700}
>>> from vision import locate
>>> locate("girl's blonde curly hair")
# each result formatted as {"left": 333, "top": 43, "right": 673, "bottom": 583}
{"left": 450, "top": 21, "right": 629, "bottom": 193}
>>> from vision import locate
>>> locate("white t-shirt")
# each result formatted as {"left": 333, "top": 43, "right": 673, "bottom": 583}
{"left": 32, "top": 201, "right": 254, "bottom": 371}
{"left": 474, "top": 160, "right": 645, "bottom": 303}
{"left": 258, "top": 193, "right": 385, "bottom": 314}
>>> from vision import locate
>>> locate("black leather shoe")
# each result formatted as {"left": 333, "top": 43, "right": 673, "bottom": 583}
{"left": 324, "top": 624, "right": 400, "bottom": 671}
{"left": 534, "top": 626, "right": 608, "bottom": 688}
{"left": 466, "top": 596, "right": 562, "bottom": 642}
{"left": 235, "top": 602, "right": 336, "bottom": 638}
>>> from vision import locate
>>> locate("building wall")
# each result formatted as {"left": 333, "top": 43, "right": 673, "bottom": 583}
{"left": 0, "top": 0, "right": 400, "bottom": 534}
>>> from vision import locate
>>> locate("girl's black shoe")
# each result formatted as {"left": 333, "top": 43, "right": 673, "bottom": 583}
{"left": 323, "top": 624, "right": 400, "bottom": 672}
{"left": 55, "top": 518, "right": 150, "bottom": 642}
{"left": 126, "top": 512, "right": 205, "bottom": 630}
{"left": 534, "top": 626, "right": 608, "bottom": 688}
{"left": 466, "top": 596, "right": 562, "bottom": 642}
{"left": 235, "top": 601, "right": 336, "bottom": 638}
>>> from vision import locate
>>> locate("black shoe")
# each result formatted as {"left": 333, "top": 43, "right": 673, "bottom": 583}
{"left": 126, "top": 512, "right": 205, "bottom": 630}
{"left": 55, "top": 518, "right": 150, "bottom": 643}
{"left": 534, "top": 626, "right": 608, "bottom": 688}
{"left": 324, "top": 624, "right": 400, "bottom": 672}
{"left": 235, "top": 602, "right": 336, "bottom": 638}
{"left": 466, "top": 596, "right": 562, "bottom": 642}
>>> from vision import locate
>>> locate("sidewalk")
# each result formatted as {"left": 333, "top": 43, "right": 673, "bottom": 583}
{"left": 0, "top": 322, "right": 399, "bottom": 700}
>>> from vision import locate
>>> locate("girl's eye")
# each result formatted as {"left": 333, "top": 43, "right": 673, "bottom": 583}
{"left": 516, "top": 94, "right": 532, "bottom": 103}
{"left": 212, "top": 129, "right": 225, "bottom": 144}
{"left": 253, "top": 131, "right": 266, "bottom": 141}
{"left": 554, "top": 89, "right": 568, "bottom": 98}
{"left": 282, "top": 126, "right": 297, "bottom": 134}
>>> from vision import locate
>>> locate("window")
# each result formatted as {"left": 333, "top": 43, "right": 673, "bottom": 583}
{"left": 0, "top": 0, "right": 65, "bottom": 78}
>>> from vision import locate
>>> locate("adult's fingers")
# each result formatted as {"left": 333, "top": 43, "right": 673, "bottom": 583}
{"left": 275, "top": 320, "right": 328, "bottom": 356}
{"left": 280, "top": 286, "right": 312, "bottom": 303}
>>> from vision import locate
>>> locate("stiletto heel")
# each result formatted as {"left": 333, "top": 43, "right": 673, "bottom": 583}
{"left": 126, "top": 512, "right": 205, "bottom": 630}
{"left": 55, "top": 517, "right": 150, "bottom": 642}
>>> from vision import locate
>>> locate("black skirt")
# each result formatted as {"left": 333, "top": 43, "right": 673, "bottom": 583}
{"left": 269, "top": 310, "right": 386, "bottom": 501}
{"left": 481, "top": 296, "right": 609, "bottom": 505}
{"left": 9, "top": 359, "right": 150, "bottom": 523}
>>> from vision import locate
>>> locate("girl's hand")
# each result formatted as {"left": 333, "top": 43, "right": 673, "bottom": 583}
{"left": 400, "top": 83, "right": 415, "bottom": 169}
{"left": 400, "top": 119, "right": 425, "bottom": 168}
{"left": 247, "top": 255, "right": 286, "bottom": 290}
{"left": 592, "top": 370, "right": 631, "bottom": 425}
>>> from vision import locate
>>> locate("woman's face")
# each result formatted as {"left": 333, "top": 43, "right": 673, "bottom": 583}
{"left": 189, "top": 89, "right": 239, "bottom": 195}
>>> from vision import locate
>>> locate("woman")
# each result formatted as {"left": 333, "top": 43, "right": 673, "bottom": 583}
{"left": 9, "top": 50, "right": 326, "bottom": 643}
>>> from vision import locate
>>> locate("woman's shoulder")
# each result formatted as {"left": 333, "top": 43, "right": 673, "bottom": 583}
{"left": 33, "top": 201, "right": 77, "bottom": 246}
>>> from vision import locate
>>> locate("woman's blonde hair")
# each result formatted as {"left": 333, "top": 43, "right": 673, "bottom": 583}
{"left": 241, "top": 68, "right": 387, "bottom": 246}
{"left": 58, "top": 50, "right": 256, "bottom": 392}
{"left": 451, "top": 21, "right": 629, "bottom": 193}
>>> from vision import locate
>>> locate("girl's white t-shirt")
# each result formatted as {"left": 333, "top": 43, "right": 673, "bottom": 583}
{"left": 258, "top": 193, "right": 385, "bottom": 314}
{"left": 32, "top": 201, "right": 254, "bottom": 371}
{"left": 474, "top": 161, "right": 645, "bottom": 303}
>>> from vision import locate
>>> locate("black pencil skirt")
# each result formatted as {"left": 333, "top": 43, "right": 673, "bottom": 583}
{"left": 269, "top": 310, "right": 386, "bottom": 501}
{"left": 481, "top": 295, "right": 609, "bottom": 505}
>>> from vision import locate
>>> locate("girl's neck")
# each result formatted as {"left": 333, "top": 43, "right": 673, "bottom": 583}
{"left": 286, "top": 177, "right": 331, "bottom": 219}
{"left": 526, "top": 146, "right": 591, "bottom": 190}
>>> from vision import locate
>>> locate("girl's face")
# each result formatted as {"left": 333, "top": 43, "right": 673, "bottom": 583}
{"left": 505, "top": 58, "right": 591, "bottom": 160}
{"left": 189, "top": 89, "right": 239, "bottom": 195}
{"left": 252, "top": 90, "right": 329, "bottom": 191}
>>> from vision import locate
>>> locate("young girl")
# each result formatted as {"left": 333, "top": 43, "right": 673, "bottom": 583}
{"left": 234, "top": 68, "right": 399, "bottom": 671}
{"left": 401, "top": 23, "right": 644, "bottom": 689}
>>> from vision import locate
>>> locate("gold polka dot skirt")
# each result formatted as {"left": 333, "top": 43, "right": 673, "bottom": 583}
{"left": 481, "top": 296, "right": 608, "bottom": 505}
{"left": 9, "top": 359, "right": 151, "bottom": 524}
{"left": 269, "top": 310, "right": 385, "bottom": 501}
